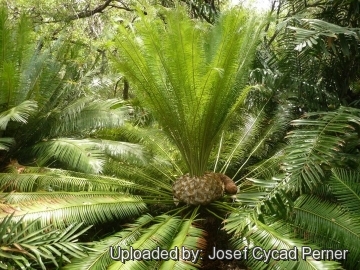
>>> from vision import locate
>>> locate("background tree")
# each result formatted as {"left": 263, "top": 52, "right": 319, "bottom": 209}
{"left": 256, "top": 0, "right": 360, "bottom": 112}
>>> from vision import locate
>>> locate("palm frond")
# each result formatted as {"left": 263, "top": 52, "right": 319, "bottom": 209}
{"left": 30, "top": 136, "right": 148, "bottom": 175}
{"left": 240, "top": 148, "right": 285, "bottom": 182}
{"left": 96, "top": 139, "right": 147, "bottom": 162}
{"left": 293, "top": 194, "right": 360, "bottom": 267}
{"left": 0, "top": 137, "right": 14, "bottom": 151}
{"left": 51, "top": 99, "right": 129, "bottom": 137}
{"left": 0, "top": 191, "right": 138, "bottom": 204}
{"left": 62, "top": 214, "right": 155, "bottom": 270}
{"left": 32, "top": 138, "right": 106, "bottom": 174}
{"left": 0, "top": 100, "right": 38, "bottom": 130}
{"left": 329, "top": 168, "right": 360, "bottom": 215}
{"left": 0, "top": 193, "right": 146, "bottom": 228}
{"left": 219, "top": 110, "right": 267, "bottom": 174}
{"left": 0, "top": 171, "right": 135, "bottom": 193}
{"left": 0, "top": 9, "right": 33, "bottom": 107}
{"left": 232, "top": 176, "right": 281, "bottom": 206}
{"left": 103, "top": 160, "right": 175, "bottom": 195}
{"left": 224, "top": 211, "right": 343, "bottom": 269}
{"left": 288, "top": 18, "right": 359, "bottom": 54}
{"left": 107, "top": 214, "right": 186, "bottom": 270}
{"left": 283, "top": 106, "right": 360, "bottom": 192}
{"left": 159, "top": 211, "right": 206, "bottom": 270}
{"left": 0, "top": 167, "right": 172, "bottom": 197}
{"left": 114, "top": 7, "right": 265, "bottom": 176}
{"left": 0, "top": 213, "right": 91, "bottom": 270}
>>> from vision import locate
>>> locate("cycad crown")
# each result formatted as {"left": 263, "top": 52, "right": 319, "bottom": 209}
{"left": 115, "top": 7, "right": 264, "bottom": 204}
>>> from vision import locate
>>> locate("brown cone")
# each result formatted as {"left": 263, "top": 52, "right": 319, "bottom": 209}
{"left": 172, "top": 172, "right": 224, "bottom": 205}
{"left": 218, "top": 174, "right": 238, "bottom": 194}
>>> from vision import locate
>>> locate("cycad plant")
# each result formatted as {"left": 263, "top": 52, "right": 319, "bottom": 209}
{"left": 58, "top": 5, "right": 276, "bottom": 269}
{"left": 114, "top": 6, "right": 264, "bottom": 205}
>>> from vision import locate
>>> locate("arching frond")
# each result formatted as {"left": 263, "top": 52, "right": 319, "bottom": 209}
{"left": 219, "top": 101, "right": 291, "bottom": 178}
{"left": 51, "top": 99, "right": 129, "bottom": 137}
{"left": 62, "top": 214, "right": 155, "bottom": 270}
{"left": 293, "top": 194, "right": 360, "bottom": 268}
{"left": 159, "top": 216, "right": 206, "bottom": 270}
{"left": 0, "top": 166, "right": 172, "bottom": 199}
{"left": 0, "top": 191, "right": 138, "bottom": 204}
{"left": 233, "top": 177, "right": 282, "bottom": 207}
{"left": 224, "top": 211, "right": 343, "bottom": 269}
{"left": 329, "top": 168, "right": 360, "bottom": 215}
{"left": 0, "top": 100, "right": 38, "bottom": 130}
{"left": 114, "top": 6, "right": 266, "bottom": 176}
{"left": 240, "top": 148, "right": 285, "bottom": 182}
{"left": 288, "top": 18, "right": 359, "bottom": 55}
{"left": 96, "top": 139, "right": 147, "bottom": 162}
{"left": 0, "top": 137, "right": 14, "bottom": 151}
{"left": 0, "top": 193, "right": 146, "bottom": 229}
{"left": 0, "top": 172, "right": 129, "bottom": 193}
{"left": 32, "top": 137, "right": 148, "bottom": 174}
{"left": 283, "top": 106, "right": 360, "bottom": 192}
{"left": 33, "top": 138, "right": 105, "bottom": 174}
{"left": 107, "top": 214, "right": 183, "bottom": 270}
{"left": 0, "top": 213, "right": 91, "bottom": 270}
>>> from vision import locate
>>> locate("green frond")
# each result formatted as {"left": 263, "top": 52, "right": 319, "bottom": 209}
{"left": 233, "top": 176, "right": 291, "bottom": 218}
{"left": 31, "top": 137, "right": 147, "bottom": 173}
{"left": 0, "top": 213, "right": 91, "bottom": 270}
{"left": 159, "top": 211, "right": 206, "bottom": 270}
{"left": 293, "top": 194, "right": 360, "bottom": 267}
{"left": 0, "top": 193, "right": 146, "bottom": 228}
{"left": 51, "top": 99, "right": 129, "bottom": 137}
{"left": 108, "top": 214, "right": 184, "bottom": 270}
{"left": 32, "top": 138, "right": 106, "bottom": 174}
{"left": 0, "top": 191, "right": 138, "bottom": 204}
{"left": 96, "top": 139, "right": 147, "bottom": 162}
{"left": 220, "top": 110, "right": 268, "bottom": 173}
{"left": 0, "top": 137, "right": 14, "bottom": 151}
{"left": 283, "top": 106, "right": 360, "bottom": 192}
{"left": 329, "top": 168, "right": 360, "bottom": 215}
{"left": 0, "top": 171, "right": 134, "bottom": 192}
{"left": 225, "top": 211, "right": 343, "bottom": 269}
{"left": 98, "top": 124, "right": 183, "bottom": 173}
{"left": 67, "top": 211, "right": 206, "bottom": 270}
{"left": 288, "top": 18, "right": 359, "bottom": 54}
{"left": 223, "top": 209, "right": 254, "bottom": 238}
{"left": 62, "top": 214, "right": 155, "bottom": 270}
{"left": 0, "top": 167, "right": 172, "bottom": 198}
{"left": 240, "top": 148, "right": 285, "bottom": 182}
{"left": 0, "top": 8, "right": 33, "bottom": 108}
{"left": 234, "top": 177, "right": 278, "bottom": 204}
{"left": 114, "top": 7, "right": 265, "bottom": 176}
{"left": 0, "top": 100, "right": 38, "bottom": 130}
{"left": 104, "top": 160, "right": 174, "bottom": 194}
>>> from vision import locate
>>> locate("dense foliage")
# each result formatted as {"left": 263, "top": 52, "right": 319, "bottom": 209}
{"left": 0, "top": 0, "right": 359, "bottom": 269}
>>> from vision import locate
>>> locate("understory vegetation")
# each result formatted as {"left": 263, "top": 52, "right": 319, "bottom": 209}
{"left": 0, "top": 0, "right": 360, "bottom": 269}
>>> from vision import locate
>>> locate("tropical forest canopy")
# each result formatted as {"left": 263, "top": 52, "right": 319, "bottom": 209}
{"left": 0, "top": 0, "right": 360, "bottom": 269}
